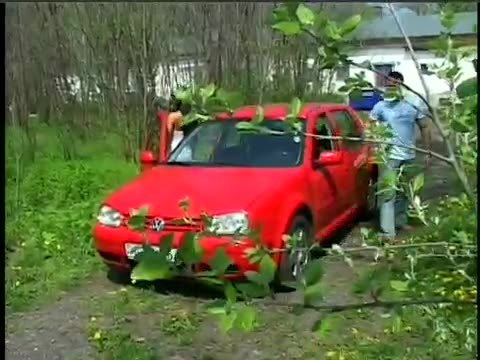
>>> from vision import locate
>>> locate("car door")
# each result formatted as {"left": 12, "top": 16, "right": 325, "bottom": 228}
{"left": 327, "top": 108, "right": 369, "bottom": 208}
{"left": 307, "top": 111, "right": 345, "bottom": 236}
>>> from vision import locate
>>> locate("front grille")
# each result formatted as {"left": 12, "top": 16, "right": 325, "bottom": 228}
{"left": 147, "top": 216, "right": 203, "bottom": 232}
{"left": 121, "top": 216, "right": 203, "bottom": 232}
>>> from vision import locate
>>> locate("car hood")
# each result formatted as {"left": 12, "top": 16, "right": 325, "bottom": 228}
{"left": 105, "top": 165, "right": 299, "bottom": 217}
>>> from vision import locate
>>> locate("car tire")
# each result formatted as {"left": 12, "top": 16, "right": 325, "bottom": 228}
{"left": 107, "top": 266, "right": 132, "bottom": 285}
{"left": 276, "top": 215, "right": 314, "bottom": 288}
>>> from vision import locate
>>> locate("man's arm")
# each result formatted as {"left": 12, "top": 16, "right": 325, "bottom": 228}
{"left": 418, "top": 117, "right": 432, "bottom": 152}
{"left": 366, "top": 102, "right": 384, "bottom": 137}
{"left": 415, "top": 100, "right": 433, "bottom": 168}
{"left": 369, "top": 101, "right": 383, "bottom": 123}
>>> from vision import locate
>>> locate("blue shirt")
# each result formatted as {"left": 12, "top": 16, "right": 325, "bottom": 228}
{"left": 369, "top": 93, "right": 428, "bottom": 160}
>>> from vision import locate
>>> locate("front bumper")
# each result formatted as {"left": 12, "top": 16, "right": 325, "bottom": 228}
{"left": 93, "top": 224, "right": 260, "bottom": 277}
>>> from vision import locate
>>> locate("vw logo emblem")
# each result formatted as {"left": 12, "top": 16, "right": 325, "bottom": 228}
{"left": 151, "top": 217, "right": 166, "bottom": 232}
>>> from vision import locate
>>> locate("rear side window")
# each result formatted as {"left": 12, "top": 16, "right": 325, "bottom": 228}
{"left": 330, "top": 110, "right": 362, "bottom": 150}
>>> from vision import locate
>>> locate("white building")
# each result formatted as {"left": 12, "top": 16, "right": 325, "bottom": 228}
{"left": 332, "top": 8, "right": 477, "bottom": 106}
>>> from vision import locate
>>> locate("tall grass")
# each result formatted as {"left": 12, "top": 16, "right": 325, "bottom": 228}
{"left": 6, "top": 120, "right": 137, "bottom": 312}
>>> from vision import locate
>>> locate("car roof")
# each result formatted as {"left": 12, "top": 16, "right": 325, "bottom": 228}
{"left": 225, "top": 103, "right": 349, "bottom": 121}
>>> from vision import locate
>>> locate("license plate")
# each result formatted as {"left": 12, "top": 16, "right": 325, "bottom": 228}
{"left": 124, "top": 243, "right": 177, "bottom": 262}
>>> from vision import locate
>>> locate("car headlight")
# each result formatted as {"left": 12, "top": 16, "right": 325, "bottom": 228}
{"left": 208, "top": 212, "right": 250, "bottom": 235}
{"left": 97, "top": 205, "right": 123, "bottom": 227}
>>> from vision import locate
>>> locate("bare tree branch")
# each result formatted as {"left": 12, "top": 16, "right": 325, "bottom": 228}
{"left": 258, "top": 298, "right": 477, "bottom": 313}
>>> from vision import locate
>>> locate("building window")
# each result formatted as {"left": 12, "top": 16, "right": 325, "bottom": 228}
{"left": 373, "top": 64, "right": 393, "bottom": 88}
{"left": 420, "top": 63, "right": 431, "bottom": 75}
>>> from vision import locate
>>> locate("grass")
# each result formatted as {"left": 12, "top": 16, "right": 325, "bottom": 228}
{"left": 6, "top": 122, "right": 138, "bottom": 312}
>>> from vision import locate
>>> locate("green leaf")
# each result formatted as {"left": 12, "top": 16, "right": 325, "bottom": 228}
{"left": 412, "top": 173, "right": 425, "bottom": 193}
{"left": 253, "top": 106, "right": 264, "bottom": 124}
{"left": 158, "top": 234, "right": 174, "bottom": 255}
{"left": 390, "top": 280, "right": 409, "bottom": 293}
{"left": 272, "top": 21, "right": 302, "bottom": 36}
{"left": 236, "top": 282, "right": 270, "bottom": 298}
{"left": 208, "top": 306, "right": 226, "bottom": 315}
{"left": 224, "top": 281, "right": 238, "bottom": 303}
{"left": 339, "top": 15, "right": 362, "bottom": 36}
{"left": 325, "top": 21, "right": 341, "bottom": 41}
{"left": 178, "top": 232, "right": 203, "bottom": 265}
{"left": 456, "top": 77, "right": 477, "bottom": 99}
{"left": 272, "top": 6, "right": 292, "bottom": 23}
{"left": 312, "top": 316, "right": 337, "bottom": 338}
{"left": 175, "top": 88, "right": 192, "bottom": 103}
{"left": 304, "top": 259, "right": 324, "bottom": 287}
{"left": 295, "top": 4, "right": 315, "bottom": 26}
{"left": 200, "top": 83, "right": 216, "bottom": 101}
{"left": 209, "top": 248, "right": 232, "bottom": 276}
{"left": 258, "top": 255, "right": 277, "bottom": 284}
{"left": 245, "top": 271, "right": 266, "bottom": 286}
{"left": 215, "top": 89, "right": 245, "bottom": 109}
{"left": 236, "top": 121, "right": 261, "bottom": 133}
{"left": 127, "top": 206, "right": 149, "bottom": 232}
{"left": 219, "top": 312, "right": 237, "bottom": 334}
{"left": 289, "top": 97, "right": 302, "bottom": 117}
{"left": 206, "top": 299, "right": 227, "bottom": 315}
{"left": 440, "top": 7, "right": 457, "bottom": 31}
{"left": 304, "top": 283, "right": 324, "bottom": 306}
{"left": 234, "top": 305, "right": 257, "bottom": 332}
{"left": 131, "top": 248, "right": 174, "bottom": 282}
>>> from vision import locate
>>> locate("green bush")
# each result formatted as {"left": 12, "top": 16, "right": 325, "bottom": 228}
{"left": 5, "top": 124, "right": 137, "bottom": 311}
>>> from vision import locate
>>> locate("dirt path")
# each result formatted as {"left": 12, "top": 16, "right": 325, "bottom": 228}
{"left": 6, "top": 137, "right": 459, "bottom": 360}
{"left": 6, "top": 276, "right": 119, "bottom": 360}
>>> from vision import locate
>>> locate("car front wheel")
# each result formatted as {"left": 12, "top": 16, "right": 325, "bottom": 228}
{"left": 277, "top": 215, "right": 314, "bottom": 287}
{"left": 107, "top": 266, "right": 132, "bottom": 285}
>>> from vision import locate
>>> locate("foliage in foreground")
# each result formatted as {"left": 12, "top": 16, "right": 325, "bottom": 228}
{"left": 129, "top": 3, "right": 477, "bottom": 356}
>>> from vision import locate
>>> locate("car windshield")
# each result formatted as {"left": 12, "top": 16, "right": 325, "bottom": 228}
{"left": 167, "top": 119, "right": 305, "bottom": 168}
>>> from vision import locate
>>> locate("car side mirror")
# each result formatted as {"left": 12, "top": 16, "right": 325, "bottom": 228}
{"left": 140, "top": 150, "right": 157, "bottom": 171}
{"left": 315, "top": 151, "right": 343, "bottom": 166}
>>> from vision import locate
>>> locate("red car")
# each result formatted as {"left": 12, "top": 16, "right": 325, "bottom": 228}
{"left": 94, "top": 103, "right": 377, "bottom": 283}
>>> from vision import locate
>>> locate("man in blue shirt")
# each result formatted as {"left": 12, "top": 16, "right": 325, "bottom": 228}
{"left": 369, "top": 71, "right": 432, "bottom": 240}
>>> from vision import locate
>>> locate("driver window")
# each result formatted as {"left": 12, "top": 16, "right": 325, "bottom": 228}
{"left": 313, "top": 115, "right": 334, "bottom": 159}
{"left": 173, "top": 122, "right": 222, "bottom": 162}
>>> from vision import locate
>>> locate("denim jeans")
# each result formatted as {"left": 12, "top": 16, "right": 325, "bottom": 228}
{"left": 379, "top": 158, "right": 412, "bottom": 239}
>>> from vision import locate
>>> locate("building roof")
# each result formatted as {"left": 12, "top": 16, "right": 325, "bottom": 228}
{"left": 356, "top": 11, "right": 477, "bottom": 41}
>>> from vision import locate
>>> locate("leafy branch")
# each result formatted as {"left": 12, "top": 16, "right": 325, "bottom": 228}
{"left": 386, "top": 3, "right": 476, "bottom": 209}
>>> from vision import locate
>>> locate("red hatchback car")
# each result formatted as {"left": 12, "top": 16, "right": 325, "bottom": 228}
{"left": 94, "top": 103, "right": 377, "bottom": 283}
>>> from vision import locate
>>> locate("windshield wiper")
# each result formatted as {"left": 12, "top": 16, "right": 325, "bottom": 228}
{"left": 166, "top": 161, "right": 193, "bottom": 166}
{"left": 209, "top": 161, "right": 245, "bottom": 167}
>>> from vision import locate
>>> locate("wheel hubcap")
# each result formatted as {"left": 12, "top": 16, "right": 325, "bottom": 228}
{"left": 288, "top": 229, "right": 310, "bottom": 279}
